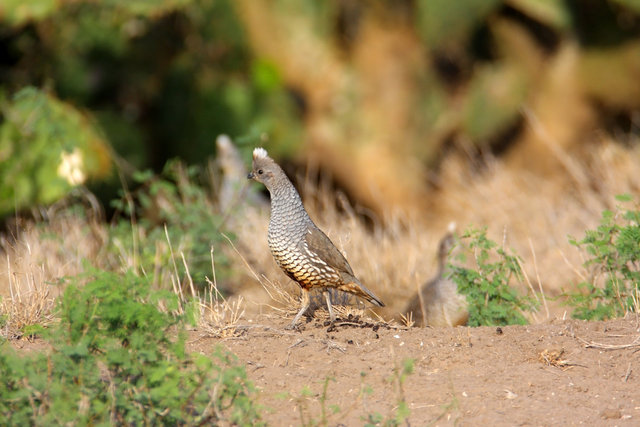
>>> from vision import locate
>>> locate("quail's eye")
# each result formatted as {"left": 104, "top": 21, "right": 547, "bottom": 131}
{"left": 258, "top": 169, "right": 264, "bottom": 175}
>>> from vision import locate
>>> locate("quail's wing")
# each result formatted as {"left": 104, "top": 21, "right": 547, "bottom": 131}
{"left": 302, "top": 224, "right": 355, "bottom": 277}
{"left": 303, "top": 224, "right": 385, "bottom": 307}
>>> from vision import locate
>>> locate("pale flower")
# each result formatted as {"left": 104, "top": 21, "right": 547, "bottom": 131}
{"left": 57, "top": 148, "right": 86, "bottom": 186}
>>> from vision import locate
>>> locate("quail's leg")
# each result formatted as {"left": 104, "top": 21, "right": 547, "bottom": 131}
{"left": 287, "top": 289, "right": 311, "bottom": 329}
{"left": 323, "top": 290, "right": 336, "bottom": 323}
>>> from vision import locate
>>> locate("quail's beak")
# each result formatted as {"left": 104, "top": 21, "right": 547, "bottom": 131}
{"left": 247, "top": 171, "right": 255, "bottom": 180}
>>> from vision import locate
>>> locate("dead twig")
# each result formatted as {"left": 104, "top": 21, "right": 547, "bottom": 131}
{"left": 324, "top": 340, "right": 346, "bottom": 354}
{"left": 577, "top": 335, "right": 640, "bottom": 350}
{"left": 623, "top": 363, "right": 632, "bottom": 382}
{"left": 288, "top": 338, "right": 307, "bottom": 349}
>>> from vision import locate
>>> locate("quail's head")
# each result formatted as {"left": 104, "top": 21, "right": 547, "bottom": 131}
{"left": 437, "top": 223, "right": 457, "bottom": 263}
{"left": 247, "top": 147, "right": 280, "bottom": 191}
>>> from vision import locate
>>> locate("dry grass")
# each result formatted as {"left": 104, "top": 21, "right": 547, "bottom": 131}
{"left": 162, "top": 229, "right": 248, "bottom": 338}
{"left": 0, "top": 276, "right": 56, "bottom": 340}
{"left": 198, "top": 277, "right": 246, "bottom": 338}
{"left": 0, "top": 198, "right": 106, "bottom": 339}
{"left": 0, "top": 202, "right": 105, "bottom": 297}
{"left": 538, "top": 348, "right": 573, "bottom": 368}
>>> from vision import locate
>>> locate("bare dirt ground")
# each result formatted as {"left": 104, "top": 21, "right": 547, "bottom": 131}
{"left": 7, "top": 308, "right": 640, "bottom": 425}
{"left": 185, "top": 315, "right": 640, "bottom": 426}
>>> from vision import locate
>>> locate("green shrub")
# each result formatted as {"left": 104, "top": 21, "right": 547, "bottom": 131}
{"left": 450, "top": 228, "right": 537, "bottom": 326}
{"left": 566, "top": 195, "right": 640, "bottom": 320}
{"left": 109, "top": 160, "right": 232, "bottom": 289}
{"left": 0, "top": 87, "right": 111, "bottom": 217}
{"left": 0, "top": 269, "right": 261, "bottom": 425}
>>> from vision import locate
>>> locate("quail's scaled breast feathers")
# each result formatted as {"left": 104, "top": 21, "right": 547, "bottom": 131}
{"left": 247, "top": 147, "right": 384, "bottom": 327}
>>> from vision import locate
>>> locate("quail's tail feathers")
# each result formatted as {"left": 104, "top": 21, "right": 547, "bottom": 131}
{"left": 343, "top": 281, "right": 385, "bottom": 307}
{"left": 363, "top": 288, "right": 385, "bottom": 307}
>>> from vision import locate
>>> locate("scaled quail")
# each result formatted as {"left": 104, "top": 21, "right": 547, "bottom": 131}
{"left": 404, "top": 227, "right": 468, "bottom": 327}
{"left": 247, "top": 147, "right": 384, "bottom": 328}
{"left": 216, "top": 134, "right": 266, "bottom": 213}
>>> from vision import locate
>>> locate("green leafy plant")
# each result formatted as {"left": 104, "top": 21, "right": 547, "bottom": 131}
{"left": 295, "top": 377, "right": 340, "bottom": 427}
{"left": 363, "top": 358, "right": 414, "bottom": 427}
{"left": 450, "top": 227, "right": 537, "bottom": 326}
{"left": 566, "top": 194, "right": 640, "bottom": 320}
{"left": 0, "top": 269, "right": 262, "bottom": 425}
{"left": 109, "top": 160, "right": 232, "bottom": 289}
{"left": 0, "top": 87, "right": 111, "bottom": 217}
{"left": 290, "top": 358, "right": 415, "bottom": 427}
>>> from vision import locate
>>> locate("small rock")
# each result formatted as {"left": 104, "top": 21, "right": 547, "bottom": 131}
{"left": 600, "top": 408, "right": 622, "bottom": 419}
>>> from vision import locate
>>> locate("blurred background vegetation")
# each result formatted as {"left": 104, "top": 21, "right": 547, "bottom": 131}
{"left": 1, "top": 0, "right": 639, "bottom": 216}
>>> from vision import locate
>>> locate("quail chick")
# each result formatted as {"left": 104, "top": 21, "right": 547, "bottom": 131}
{"left": 404, "top": 228, "right": 468, "bottom": 327}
